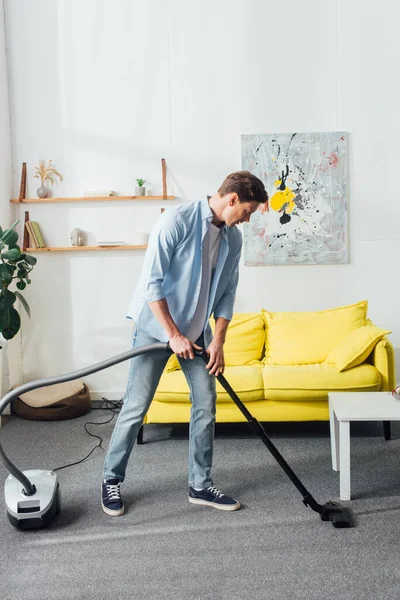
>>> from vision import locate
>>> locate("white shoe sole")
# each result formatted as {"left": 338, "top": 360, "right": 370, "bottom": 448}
{"left": 189, "top": 497, "right": 241, "bottom": 511}
{"left": 101, "top": 491, "right": 124, "bottom": 516}
{"left": 101, "top": 503, "right": 124, "bottom": 516}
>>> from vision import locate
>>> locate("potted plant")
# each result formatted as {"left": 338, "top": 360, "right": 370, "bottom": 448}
{"left": 135, "top": 178, "right": 146, "bottom": 196}
{"left": 0, "top": 221, "right": 37, "bottom": 342}
{"left": 0, "top": 221, "right": 37, "bottom": 411}
{"left": 34, "top": 159, "right": 63, "bottom": 199}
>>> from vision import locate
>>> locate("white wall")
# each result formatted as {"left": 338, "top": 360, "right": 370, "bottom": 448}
{"left": 0, "top": 1, "right": 11, "bottom": 227}
{"left": 0, "top": 1, "right": 18, "bottom": 403}
{"left": 3, "top": 0, "right": 400, "bottom": 395}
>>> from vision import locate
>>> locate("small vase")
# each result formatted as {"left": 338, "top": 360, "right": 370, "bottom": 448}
{"left": 37, "top": 183, "right": 49, "bottom": 198}
{"left": 135, "top": 186, "right": 145, "bottom": 196}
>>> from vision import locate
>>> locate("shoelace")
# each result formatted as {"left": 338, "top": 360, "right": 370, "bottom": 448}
{"left": 207, "top": 485, "right": 224, "bottom": 498}
{"left": 106, "top": 483, "right": 121, "bottom": 501}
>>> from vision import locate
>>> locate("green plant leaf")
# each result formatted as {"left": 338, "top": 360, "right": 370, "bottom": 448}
{"left": 2, "top": 307, "right": 20, "bottom": 340}
{"left": 1, "top": 228, "right": 18, "bottom": 247}
{"left": 15, "top": 291, "right": 30, "bottom": 317}
{"left": 0, "top": 304, "right": 9, "bottom": 330}
{"left": 23, "top": 254, "right": 37, "bottom": 266}
{"left": 16, "top": 280, "right": 26, "bottom": 291}
{"left": 0, "top": 220, "right": 19, "bottom": 242}
{"left": 17, "top": 269, "right": 28, "bottom": 279}
{"left": 0, "top": 290, "right": 16, "bottom": 308}
{"left": 0, "top": 264, "right": 13, "bottom": 285}
{"left": 2, "top": 248, "right": 21, "bottom": 261}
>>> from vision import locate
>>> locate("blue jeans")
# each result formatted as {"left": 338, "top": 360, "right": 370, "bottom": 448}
{"left": 103, "top": 325, "right": 217, "bottom": 488}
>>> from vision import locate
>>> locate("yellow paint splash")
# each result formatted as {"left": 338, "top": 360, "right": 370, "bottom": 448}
{"left": 269, "top": 181, "right": 296, "bottom": 213}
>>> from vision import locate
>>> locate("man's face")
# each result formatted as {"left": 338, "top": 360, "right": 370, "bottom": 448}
{"left": 223, "top": 196, "right": 260, "bottom": 228}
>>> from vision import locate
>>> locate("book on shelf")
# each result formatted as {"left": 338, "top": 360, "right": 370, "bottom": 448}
{"left": 25, "top": 221, "right": 37, "bottom": 247}
{"left": 25, "top": 221, "right": 46, "bottom": 248}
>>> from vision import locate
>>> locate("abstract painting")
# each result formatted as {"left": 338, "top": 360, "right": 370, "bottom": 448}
{"left": 241, "top": 132, "right": 348, "bottom": 265}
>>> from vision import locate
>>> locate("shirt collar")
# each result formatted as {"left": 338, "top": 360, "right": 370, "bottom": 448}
{"left": 201, "top": 196, "right": 228, "bottom": 238}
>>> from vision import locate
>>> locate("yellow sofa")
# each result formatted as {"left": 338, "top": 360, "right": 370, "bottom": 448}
{"left": 144, "top": 301, "right": 395, "bottom": 428}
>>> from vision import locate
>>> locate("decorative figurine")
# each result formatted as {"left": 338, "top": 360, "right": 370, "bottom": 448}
{"left": 70, "top": 228, "right": 85, "bottom": 246}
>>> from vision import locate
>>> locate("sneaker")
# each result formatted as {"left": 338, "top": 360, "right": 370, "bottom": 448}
{"left": 102, "top": 478, "right": 124, "bottom": 516}
{"left": 188, "top": 485, "right": 241, "bottom": 511}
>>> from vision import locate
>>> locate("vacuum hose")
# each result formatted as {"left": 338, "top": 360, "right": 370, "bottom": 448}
{"left": 0, "top": 342, "right": 170, "bottom": 496}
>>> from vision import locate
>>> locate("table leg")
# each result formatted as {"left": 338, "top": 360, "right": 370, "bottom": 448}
{"left": 329, "top": 399, "right": 340, "bottom": 471}
{"left": 339, "top": 420, "right": 351, "bottom": 501}
{"left": 383, "top": 421, "right": 391, "bottom": 441}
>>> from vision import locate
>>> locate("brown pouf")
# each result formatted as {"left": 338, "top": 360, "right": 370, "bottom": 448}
{"left": 13, "top": 379, "right": 91, "bottom": 420}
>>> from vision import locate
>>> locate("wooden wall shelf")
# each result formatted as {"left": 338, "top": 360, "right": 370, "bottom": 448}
{"left": 25, "top": 245, "right": 148, "bottom": 252}
{"left": 11, "top": 195, "right": 175, "bottom": 204}
{"left": 14, "top": 158, "right": 171, "bottom": 252}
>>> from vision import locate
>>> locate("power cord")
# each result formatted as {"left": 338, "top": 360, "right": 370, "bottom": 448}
{"left": 52, "top": 398, "right": 123, "bottom": 472}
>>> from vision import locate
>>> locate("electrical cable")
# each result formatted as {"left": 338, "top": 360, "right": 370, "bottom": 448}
{"left": 52, "top": 398, "right": 123, "bottom": 472}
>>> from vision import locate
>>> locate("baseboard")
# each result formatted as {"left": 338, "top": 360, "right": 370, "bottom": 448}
{"left": 90, "top": 392, "right": 124, "bottom": 409}
{"left": 90, "top": 391, "right": 124, "bottom": 401}
{"left": 91, "top": 399, "right": 120, "bottom": 408}
{"left": 0, "top": 414, "right": 10, "bottom": 428}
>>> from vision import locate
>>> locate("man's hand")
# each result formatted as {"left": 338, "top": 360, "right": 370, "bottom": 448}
{"left": 169, "top": 332, "right": 201, "bottom": 360}
{"left": 205, "top": 338, "right": 225, "bottom": 376}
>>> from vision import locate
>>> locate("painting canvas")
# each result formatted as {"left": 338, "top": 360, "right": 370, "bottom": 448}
{"left": 241, "top": 132, "right": 348, "bottom": 265}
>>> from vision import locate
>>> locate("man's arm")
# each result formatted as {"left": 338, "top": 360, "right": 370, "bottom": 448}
{"left": 206, "top": 238, "right": 242, "bottom": 376}
{"left": 204, "top": 316, "right": 230, "bottom": 377}
{"left": 213, "top": 317, "right": 230, "bottom": 345}
{"left": 148, "top": 299, "right": 201, "bottom": 359}
{"left": 213, "top": 239, "right": 242, "bottom": 322}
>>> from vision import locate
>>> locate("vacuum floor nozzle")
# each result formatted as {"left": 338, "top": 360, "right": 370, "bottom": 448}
{"left": 320, "top": 501, "right": 356, "bottom": 528}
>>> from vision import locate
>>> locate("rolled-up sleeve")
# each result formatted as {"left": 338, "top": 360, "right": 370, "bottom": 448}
{"left": 141, "top": 212, "right": 182, "bottom": 302}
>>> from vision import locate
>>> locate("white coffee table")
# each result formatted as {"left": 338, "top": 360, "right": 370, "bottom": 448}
{"left": 329, "top": 391, "right": 400, "bottom": 500}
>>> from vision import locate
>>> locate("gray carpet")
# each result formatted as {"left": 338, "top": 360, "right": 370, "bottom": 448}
{"left": 1, "top": 410, "right": 400, "bottom": 600}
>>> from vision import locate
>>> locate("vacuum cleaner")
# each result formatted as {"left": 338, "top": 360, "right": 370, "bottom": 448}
{"left": 0, "top": 343, "right": 169, "bottom": 529}
{"left": 0, "top": 344, "right": 355, "bottom": 529}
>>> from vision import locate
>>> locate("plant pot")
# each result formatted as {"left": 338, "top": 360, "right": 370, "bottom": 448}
{"left": 135, "top": 186, "right": 145, "bottom": 196}
{"left": 37, "top": 183, "right": 49, "bottom": 198}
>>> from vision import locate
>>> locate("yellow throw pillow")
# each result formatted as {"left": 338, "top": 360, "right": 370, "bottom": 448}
{"left": 164, "top": 313, "right": 265, "bottom": 371}
{"left": 325, "top": 325, "right": 391, "bottom": 371}
{"left": 165, "top": 353, "right": 180, "bottom": 372}
{"left": 262, "top": 300, "right": 368, "bottom": 365}
{"left": 211, "top": 313, "right": 265, "bottom": 365}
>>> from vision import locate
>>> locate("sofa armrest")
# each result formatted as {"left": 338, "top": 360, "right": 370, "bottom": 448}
{"left": 370, "top": 338, "right": 396, "bottom": 391}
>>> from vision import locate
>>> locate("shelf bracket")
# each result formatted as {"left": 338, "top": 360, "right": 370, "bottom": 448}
{"left": 23, "top": 211, "right": 29, "bottom": 252}
{"left": 162, "top": 158, "right": 167, "bottom": 200}
{"left": 19, "top": 163, "right": 27, "bottom": 203}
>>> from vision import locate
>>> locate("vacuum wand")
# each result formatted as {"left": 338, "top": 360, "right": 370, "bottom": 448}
{"left": 194, "top": 348, "right": 355, "bottom": 528}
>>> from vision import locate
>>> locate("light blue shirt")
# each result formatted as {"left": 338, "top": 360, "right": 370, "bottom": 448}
{"left": 127, "top": 197, "right": 243, "bottom": 346}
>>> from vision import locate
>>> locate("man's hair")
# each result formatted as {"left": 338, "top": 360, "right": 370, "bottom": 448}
{"left": 218, "top": 171, "right": 269, "bottom": 204}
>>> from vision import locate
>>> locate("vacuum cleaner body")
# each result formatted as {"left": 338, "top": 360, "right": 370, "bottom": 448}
{"left": 4, "top": 469, "right": 60, "bottom": 529}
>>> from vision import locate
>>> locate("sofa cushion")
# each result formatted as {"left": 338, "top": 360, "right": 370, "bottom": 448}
{"left": 262, "top": 300, "right": 368, "bottom": 365}
{"left": 325, "top": 325, "right": 391, "bottom": 372}
{"left": 155, "top": 364, "right": 264, "bottom": 403}
{"left": 262, "top": 362, "right": 381, "bottom": 401}
{"left": 164, "top": 312, "right": 265, "bottom": 372}
{"left": 211, "top": 313, "right": 265, "bottom": 365}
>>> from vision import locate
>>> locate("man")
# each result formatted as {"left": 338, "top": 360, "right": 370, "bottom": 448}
{"left": 102, "top": 170, "right": 269, "bottom": 516}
